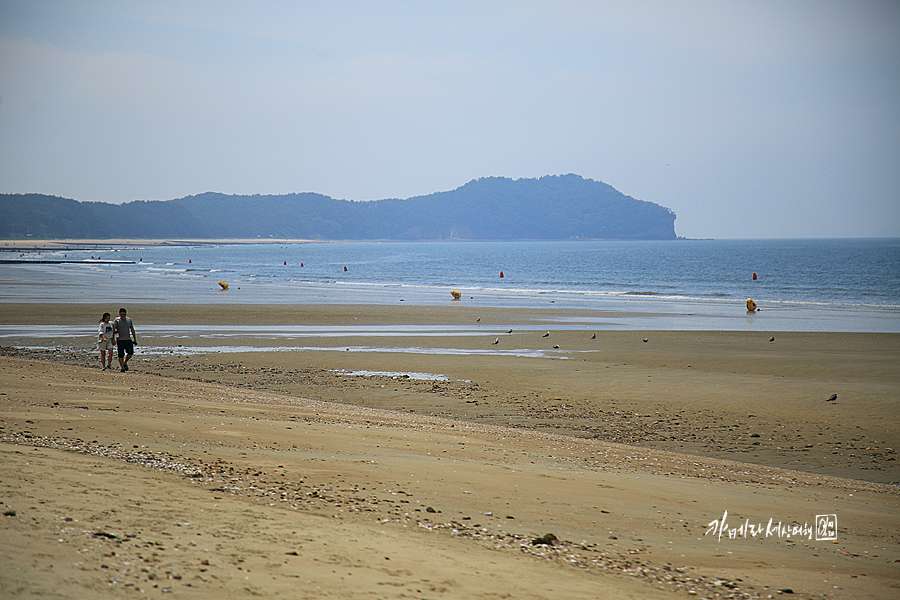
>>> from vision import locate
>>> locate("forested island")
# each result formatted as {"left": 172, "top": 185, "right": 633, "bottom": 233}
{"left": 0, "top": 174, "right": 677, "bottom": 240}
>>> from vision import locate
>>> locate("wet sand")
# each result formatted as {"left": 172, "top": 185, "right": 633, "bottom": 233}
{"left": 2, "top": 303, "right": 899, "bottom": 599}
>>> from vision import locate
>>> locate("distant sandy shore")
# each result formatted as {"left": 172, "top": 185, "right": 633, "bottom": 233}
{"left": 1, "top": 238, "right": 318, "bottom": 249}
{"left": 2, "top": 302, "right": 898, "bottom": 598}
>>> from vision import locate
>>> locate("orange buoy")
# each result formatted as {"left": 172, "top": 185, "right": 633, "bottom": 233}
{"left": 499, "top": 270, "right": 504, "bottom": 278}
{"left": 752, "top": 272, "right": 757, "bottom": 280}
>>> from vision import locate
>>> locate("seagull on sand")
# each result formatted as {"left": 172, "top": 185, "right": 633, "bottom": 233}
{"left": 826, "top": 394, "right": 838, "bottom": 402}
{"left": 507, "top": 329, "right": 513, "bottom": 334}
{"left": 542, "top": 331, "right": 550, "bottom": 338}
{"left": 591, "top": 333, "right": 596, "bottom": 339}
{"left": 492, "top": 337, "right": 500, "bottom": 345}
{"left": 553, "top": 345, "right": 560, "bottom": 349}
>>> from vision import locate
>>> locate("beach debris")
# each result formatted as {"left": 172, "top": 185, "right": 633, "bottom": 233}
{"left": 3, "top": 509, "right": 16, "bottom": 517}
{"left": 532, "top": 533, "right": 559, "bottom": 546}
{"left": 827, "top": 394, "right": 838, "bottom": 402}
{"left": 542, "top": 331, "right": 550, "bottom": 338}
{"left": 426, "top": 506, "right": 437, "bottom": 513}
{"left": 493, "top": 337, "right": 500, "bottom": 345}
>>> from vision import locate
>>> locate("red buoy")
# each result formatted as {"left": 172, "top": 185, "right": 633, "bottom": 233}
{"left": 189, "top": 259, "right": 191, "bottom": 263}
{"left": 301, "top": 262, "right": 304, "bottom": 267}
{"left": 752, "top": 272, "right": 757, "bottom": 280}
{"left": 499, "top": 270, "right": 504, "bottom": 278}
{"left": 284, "top": 260, "right": 287, "bottom": 265}
{"left": 344, "top": 266, "right": 348, "bottom": 271}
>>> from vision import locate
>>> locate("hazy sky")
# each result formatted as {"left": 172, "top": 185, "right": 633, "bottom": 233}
{"left": 1, "top": 1, "right": 898, "bottom": 238}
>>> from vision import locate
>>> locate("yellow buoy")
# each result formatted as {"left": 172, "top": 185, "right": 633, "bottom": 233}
{"left": 218, "top": 281, "right": 229, "bottom": 290}
{"left": 450, "top": 290, "right": 461, "bottom": 300}
{"left": 746, "top": 298, "right": 757, "bottom": 311}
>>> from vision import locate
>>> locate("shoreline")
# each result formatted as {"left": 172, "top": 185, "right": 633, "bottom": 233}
{"left": 0, "top": 238, "right": 321, "bottom": 250}
{"left": 3, "top": 302, "right": 898, "bottom": 485}
{"left": 2, "top": 240, "right": 898, "bottom": 333}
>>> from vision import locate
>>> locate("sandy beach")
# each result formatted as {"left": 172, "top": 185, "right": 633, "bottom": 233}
{"left": 0, "top": 238, "right": 316, "bottom": 248}
{"left": 2, "top": 302, "right": 899, "bottom": 599}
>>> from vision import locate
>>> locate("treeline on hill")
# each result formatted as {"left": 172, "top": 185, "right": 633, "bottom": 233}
{"left": 0, "top": 174, "right": 677, "bottom": 240}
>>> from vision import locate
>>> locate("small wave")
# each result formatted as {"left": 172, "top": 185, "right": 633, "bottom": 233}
{"left": 624, "top": 291, "right": 658, "bottom": 296}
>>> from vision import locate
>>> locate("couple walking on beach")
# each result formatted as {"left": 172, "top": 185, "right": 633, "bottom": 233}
{"left": 98, "top": 308, "right": 138, "bottom": 372}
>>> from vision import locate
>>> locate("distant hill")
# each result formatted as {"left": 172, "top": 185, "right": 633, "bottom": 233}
{"left": 0, "top": 174, "right": 676, "bottom": 240}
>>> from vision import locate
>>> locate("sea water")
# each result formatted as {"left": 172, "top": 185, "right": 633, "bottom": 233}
{"left": 2, "top": 238, "right": 898, "bottom": 332}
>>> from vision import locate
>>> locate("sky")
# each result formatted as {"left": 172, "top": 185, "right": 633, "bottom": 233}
{"left": 1, "top": 1, "right": 898, "bottom": 239}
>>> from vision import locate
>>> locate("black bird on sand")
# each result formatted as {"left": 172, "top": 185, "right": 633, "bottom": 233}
{"left": 826, "top": 394, "right": 838, "bottom": 402}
